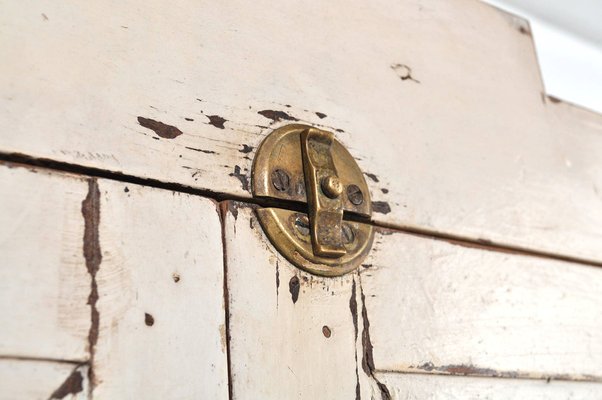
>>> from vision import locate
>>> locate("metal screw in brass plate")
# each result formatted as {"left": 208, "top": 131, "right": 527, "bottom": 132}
{"left": 252, "top": 124, "right": 374, "bottom": 277}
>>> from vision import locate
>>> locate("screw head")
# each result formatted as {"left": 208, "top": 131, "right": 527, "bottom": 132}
{"left": 321, "top": 175, "right": 343, "bottom": 198}
{"left": 346, "top": 184, "right": 364, "bottom": 205}
{"left": 294, "top": 215, "right": 310, "bottom": 236}
{"left": 271, "top": 169, "right": 290, "bottom": 192}
{"left": 342, "top": 223, "right": 355, "bottom": 244}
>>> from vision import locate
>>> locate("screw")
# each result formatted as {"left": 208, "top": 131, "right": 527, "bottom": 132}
{"left": 342, "top": 223, "right": 355, "bottom": 244}
{"left": 295, "top": 215, "right": 310, "bottom": 236}
{"left": 271, "top": 169, "right": 290, "bottom": 192}
{"left": 346, "top": 184, "right": 364, "bottom": 205}
{"left": 321, "top": 175, "right": 343, "bottom": 198}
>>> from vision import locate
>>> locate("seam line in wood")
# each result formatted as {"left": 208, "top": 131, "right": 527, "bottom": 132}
{"left": 373, "top": 368, "right": 602, "bottom": 384}
{"left": 218, "top": 202, "right": 234, "bottom": 400}
{"left": 2, "top": 152, "right": 602, "bottom": 270}
{"left": 0, "top": 355, "right": 88, "bottom": 365}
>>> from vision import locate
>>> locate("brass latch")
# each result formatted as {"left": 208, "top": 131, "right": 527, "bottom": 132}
{"left": 252, "top": 124, "right": 374, "bottom": 276}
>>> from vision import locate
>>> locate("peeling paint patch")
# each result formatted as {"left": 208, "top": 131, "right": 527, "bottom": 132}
{"left": 359, "top": 279, "right": 391, "bottom": 399}
{"left": 289, "top": 275, "right": 300, "bottom": 304}
{"left": 81, "top": 179, "right": 101, "bottom": 388}
{"left": 137, "top": 116, "right": 183, "bottom": 139}
{"left": 275, "top": 261, "right": 280, "bottom": 306}
{"left": 239, "top": 144, "right": 254, "bottom": 154}
{"left": 50, "top": 369, "right": 83, "bottom": 399}
{"left": 350, "top": 278, "right": 361, "bottom": 400}
{"left": 372, "top": 201, "right": 391, "bottom": 214}
{"left": 144, "top": 312, "right": 155, "bottom": 326}
{"left": 258, "top": 109, "right": 299, "bottom": 122}
{"left": 364, "top": 172, "right": 379, "bottom": 183}
{"left": 229, "top": 166, "right": 249, "bottom": 191}
{"left": 206, "top": 115, "right": 227, "bottom": 129}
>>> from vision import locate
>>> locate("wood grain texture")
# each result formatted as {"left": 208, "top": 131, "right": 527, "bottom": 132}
{"left": 375, "top": 372, "right": 602, "bottom": 400}
{"left": 0, "top": 165, "right": 90, "bottom": 361}
{"left": 92, "top": 179, "right": 228, "bottom": 399}
{"left": 0, "top": 360, "right": 88, "bottom": 400}
{"left": 1, "top": 0, "right": 602, "bottom": 261}
{"left": 360, "top": 228, "right": 602, "bottom": 380}
{"left": 223, "top": 202, "right": 384, "bottom": 399}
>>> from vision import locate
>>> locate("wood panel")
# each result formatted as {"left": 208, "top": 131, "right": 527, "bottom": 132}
{"left": 92, "top": 179, "right": 228, "bottom": 399}
{"left": 360, "top": 228, "right": 602, "bottom": 380}
{"left": 1, "top": 0, "right": 602, "bottom": 261}
{"left": 223, "top": 202, "right": 382, "bottom": 399}
{"left": 0, "top": 360, "right": 88, "bottom": 400}
{"left": 224, "top": 202, "right": 602, "bottom": 398}
{"left": 0, "top": 164, "right": 229, "bottom": 398}
{"left": 0, "top": 165, "right": 90, "bottom": 361}
{"left": 375, "top": 372, "right": 602, "bottom": 400}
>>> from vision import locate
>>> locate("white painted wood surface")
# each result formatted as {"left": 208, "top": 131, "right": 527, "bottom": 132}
{"left": 222, "top": 203, "right": 602, "bottom": 398}
{"left": 360, "top": 228, "right": 602, "bottom": 380}
{"left": 375, "top": 372, "right": 602, "bottom": 399}
{"left": 1, "top": 0, "right": 602, "bottom": 261}
{"left": 0, "top": 164, "right": 229, "bottom": 399}
{"left": 223, "top": 203, "right": 370, "bottom": 399}
{"left": 0, "top": 360, "right": 88, "bottom": 400}
{"left": 0, "top": 165, "right": 90, "bottom": 361}
{"left": 92, "top": 179, "right": 228, "bottom": 399}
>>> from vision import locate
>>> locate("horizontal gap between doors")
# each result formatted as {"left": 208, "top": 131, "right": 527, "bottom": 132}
{"left": 1, "top": 151, "right": 602, "bottom": 269}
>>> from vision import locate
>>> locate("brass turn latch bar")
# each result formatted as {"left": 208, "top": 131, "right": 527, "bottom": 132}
{"left": 252, "top": 124, "right": 374, "bottom": 277}
{"left": 300, "top": 128, "right": 346, "bottom": 258}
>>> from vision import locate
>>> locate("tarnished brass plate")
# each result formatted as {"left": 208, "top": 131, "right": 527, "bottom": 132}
{"left": 252, "top": 124, "right": 374, "bottom": 277}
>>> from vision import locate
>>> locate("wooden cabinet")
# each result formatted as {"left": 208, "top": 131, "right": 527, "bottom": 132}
{"left": 1, "top": 0, "right": 602, "bottom": 398}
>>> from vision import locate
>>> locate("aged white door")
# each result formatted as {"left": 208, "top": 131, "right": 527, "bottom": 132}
{"left": 1, "top": 0, "right": 602, "bottom": 399}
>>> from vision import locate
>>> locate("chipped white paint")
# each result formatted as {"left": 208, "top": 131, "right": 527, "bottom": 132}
{"left": 0, "top": 360, "right": 88, "bottom": 400}
{"left": 0, "top": 166, "right": 90, "bottom": 361}
{"left": 360, "top": 229, "right": 602, "bottom": 379}
{"left": 1, "top": 0, "right": 602, "bottom": 261}
{"left": 375, "top": 372, "right": 602, "bottom": 399}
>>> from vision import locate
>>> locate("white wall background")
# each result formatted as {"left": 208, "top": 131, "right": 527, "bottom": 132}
{"left": 484, "top": 0, "right": 602, "bottom": 114}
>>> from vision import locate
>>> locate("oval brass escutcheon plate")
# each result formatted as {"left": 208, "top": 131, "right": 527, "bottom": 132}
{"left": 252, "top": 124, "right": 374, "bottom": 277}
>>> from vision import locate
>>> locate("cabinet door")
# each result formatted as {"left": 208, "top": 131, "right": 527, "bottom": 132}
{"left": 1, "top": 0, "right": 602, "bottom": 399}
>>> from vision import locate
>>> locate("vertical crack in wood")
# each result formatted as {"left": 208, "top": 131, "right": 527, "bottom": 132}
{"left": 357, "top": 274, "right": 391, "bottom": 400}
{"left": 349, "top": 276, "right": 361, "bottom": 400}
{"left": 218, "top": 201, "right": 234, "bottom": 400}
{"left": 81, "top": 178, "right": 101, "bottom": 397}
